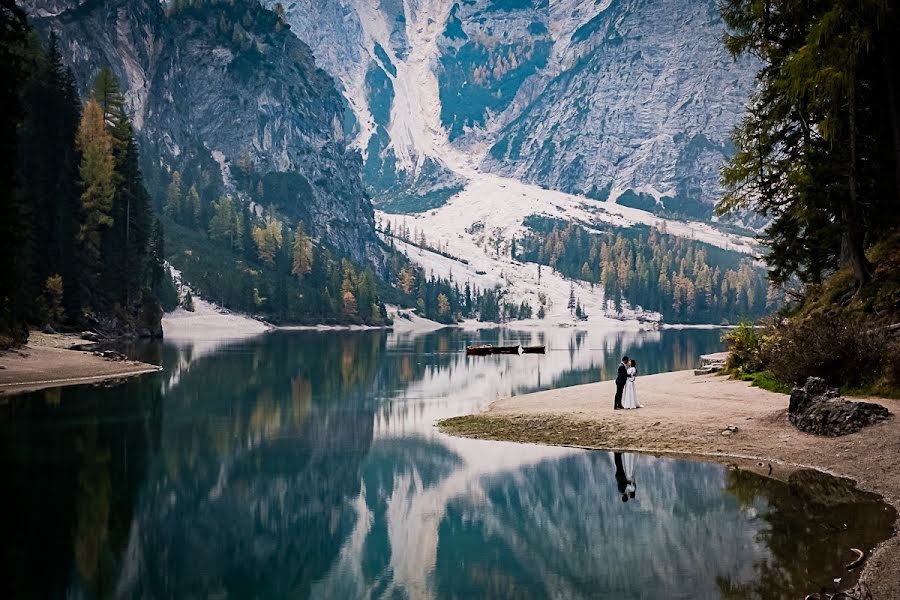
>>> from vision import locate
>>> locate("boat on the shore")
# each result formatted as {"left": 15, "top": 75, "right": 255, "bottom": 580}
{"left": 465, "top": 344, "right": 546, "bottom": 356}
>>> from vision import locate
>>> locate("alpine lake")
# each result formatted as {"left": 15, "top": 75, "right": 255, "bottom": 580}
{"left": 1, "top": 327, "right": 895, "bottom": 599}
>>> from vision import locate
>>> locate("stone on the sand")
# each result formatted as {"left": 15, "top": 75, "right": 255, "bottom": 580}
{"left": 789, "top": 377, "right": 890, "bottom": 437}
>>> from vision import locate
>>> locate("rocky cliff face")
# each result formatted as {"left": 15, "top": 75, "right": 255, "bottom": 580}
{"left": 26, "top": 0, "right": 378, "bottom": 262}
{"left": 271, "top": 0, "right": 755, "bottom": 216}
{"left": 476, "top": 0, "right": 756, "bottom": 209}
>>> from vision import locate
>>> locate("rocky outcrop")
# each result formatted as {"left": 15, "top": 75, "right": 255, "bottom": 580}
{"left": 26, "top": 0, "right": 379, "bottom": 263}
{"left": 789, "top": 377, "right": 890, "bottom": 437}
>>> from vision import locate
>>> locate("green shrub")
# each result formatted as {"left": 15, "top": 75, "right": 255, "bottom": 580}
{"left": 721, "top": 320, "right": 764, "bottom": 372}
{"left": 761, "top": 313, "right": 892, "bottom": 388}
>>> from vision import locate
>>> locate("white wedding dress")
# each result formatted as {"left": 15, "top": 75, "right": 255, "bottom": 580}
{"left": 623, "top": 453, "right": 637, "bottom": 498}
{"left": 622, "top": 366, "right": 641, "bottom": 409}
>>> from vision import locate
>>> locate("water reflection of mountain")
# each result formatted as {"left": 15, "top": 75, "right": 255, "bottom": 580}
{"left": 433, "top": 453, "right": 895, "bottom": 600}
{"left": 8, "top": 328, "right": 885, "bottom": 600}
{"left": 434, "top": 453, "right": 762, "bottom": 599}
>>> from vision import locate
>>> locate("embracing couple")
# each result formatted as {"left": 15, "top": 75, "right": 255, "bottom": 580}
{"left": 614, "top": 355, "right": 641, "bottom": 410}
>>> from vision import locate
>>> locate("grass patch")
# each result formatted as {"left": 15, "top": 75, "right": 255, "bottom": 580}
{"left": 731, "top": 369, "right": 794, "bottom": 394}
{"left": 437, "top": 414, "right": 632, "bottom": 448}
{"left": 841, "top": 384, "right": 900, "bottom": 400}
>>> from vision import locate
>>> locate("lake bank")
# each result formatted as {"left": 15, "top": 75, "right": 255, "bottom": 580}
{"left": 0, "top": 331, "right": 161, "bottom": 396}
{"left": 438, "top": 370, "right": 900, "bottom": 599}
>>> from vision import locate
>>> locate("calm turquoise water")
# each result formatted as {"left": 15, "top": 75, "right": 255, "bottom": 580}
{"left": 1, "top": 328, "right": 894, "bottom": 599}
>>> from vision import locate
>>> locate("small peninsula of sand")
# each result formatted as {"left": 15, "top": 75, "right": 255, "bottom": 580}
{"left": 439, "top": 370, "right": 900, "bottom": 599}
{"left": 0, "top": 332, "right": 161, "bottom": 396}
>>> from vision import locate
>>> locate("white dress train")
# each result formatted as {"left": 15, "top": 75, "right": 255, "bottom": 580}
{"left": 622, "top": 366, "right": 641, "bottom": 409}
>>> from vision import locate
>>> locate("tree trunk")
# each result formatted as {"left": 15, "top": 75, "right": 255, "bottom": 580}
{"left": 885, "top": 53, "right": 900, "bottom": 207}
{"left": 846, "top": 84, "right": 873, "bottom": 289}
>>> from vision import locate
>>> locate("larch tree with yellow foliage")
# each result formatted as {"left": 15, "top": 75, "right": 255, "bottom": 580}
{"left": 76, "top": 99, "right": 116, "bottom": 265}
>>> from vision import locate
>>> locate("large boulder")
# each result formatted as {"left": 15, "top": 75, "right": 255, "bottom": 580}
{"left": 788, "top": 377, "right": 890, "bottom": 436}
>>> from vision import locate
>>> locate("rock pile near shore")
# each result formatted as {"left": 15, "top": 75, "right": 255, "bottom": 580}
{"left": 789, "top": 377, "right": 890, "bottom": 436}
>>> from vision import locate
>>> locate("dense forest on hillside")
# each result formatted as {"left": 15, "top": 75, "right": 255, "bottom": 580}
{"left": 1, "top": 3, "right": 173, "bottom": 348}
{"left": 516, "top": 216, "right": 774, "bottom": 324}
{"left": 717, "top": 0, "right": 900, "bottom": 395}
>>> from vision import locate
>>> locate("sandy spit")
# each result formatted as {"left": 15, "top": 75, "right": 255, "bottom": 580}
{"left": 0, "top": 333, "right": 161, "bottom": 396}
{"left": 438, "top": 370, "right": 900, "bottom": 599}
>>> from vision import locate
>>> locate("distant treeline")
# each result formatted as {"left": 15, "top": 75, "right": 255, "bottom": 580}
{"left": 380, "top": 235, "right": 535, "bottom": 324}
{"left": 516, "top": 216, "right": 776, "bottom": 324}
{"left": 1, "top": 7, "right": 174, "bottom": 347}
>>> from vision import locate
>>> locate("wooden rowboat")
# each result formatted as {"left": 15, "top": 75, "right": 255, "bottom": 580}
{"left": 522, "top": 345, "right": 546, "bottom": 354}
{"left": 466, "top": 344, "right": 546, "bottom": 356}
{"left": 494, "top": 345, "right": 524, "bottom": 355}
{"left": 466, "top": 344, "right": 494, "bottom": 356}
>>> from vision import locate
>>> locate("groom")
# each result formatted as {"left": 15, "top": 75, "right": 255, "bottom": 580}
{"left": 614, "top": 355, "right": 629, "bottom": 410}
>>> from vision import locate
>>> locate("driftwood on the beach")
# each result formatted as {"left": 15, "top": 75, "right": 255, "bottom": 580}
{"left": 804, "top": 581, "right": 872, "bottom": 600}
{"left": 845, "top": 548, "right": 865, "bottom": 571}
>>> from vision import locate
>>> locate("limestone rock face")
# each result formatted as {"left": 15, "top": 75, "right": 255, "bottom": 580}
{"left": 789, "top": 377, "right": 890, "bottom": 437}
{"left": 26, "top": 0, "right": 378, "bottom": 263}
{"left": 269, "top": 0, "right": 756, "bottom": 216}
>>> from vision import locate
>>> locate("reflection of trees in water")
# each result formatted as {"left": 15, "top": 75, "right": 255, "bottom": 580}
{"left": 112, "top": 332, "right": 380, "bottom": 598}
{"left": 73, "top": 423, "right": 112, "bottom": 582}
{"left": 432, "top": 453, "right": 890, "bottom": 600}
{"left": 0, "top": 379, "right": 162, "bottom": 599}
{"left": 718, "top": 469, "right": 896, "bottom": 599}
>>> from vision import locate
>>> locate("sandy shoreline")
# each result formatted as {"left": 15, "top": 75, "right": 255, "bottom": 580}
{"left": 0, "top": 333, "right": 161, "bottom": 396}
{"left": 438, "top": 370, "right": 900, "bottom": 598}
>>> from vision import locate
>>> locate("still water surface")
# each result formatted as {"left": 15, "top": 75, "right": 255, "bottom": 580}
{"left": 1, "top": 328, "right": 894, "bottom": 599}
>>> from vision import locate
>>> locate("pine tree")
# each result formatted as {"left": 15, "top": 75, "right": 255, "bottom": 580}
{"left": 188, "top": 184, "right": 201, "bottom": 226}
{"left": 164, "top": 171, "right": 183, "bottom": 220}
{"left": 291, "top": 220, "right": 313, "bottom": 278}
{"left": 437, "top": 293, "right": 450, "bottom": 317}
{"left": 0, "top": 0, "right": 31, "bottom": 345}
{"left": 252, "top": 215, "right": 283, "bottom": 267}
{"left": 718, "top": 0, "right": 900, "bottom": 292}
{"left": 208, "top": 196, "right": 239, "bottom": 248}
{"left": 398, "top": 267, "right": 416, "bottom": 295}
{"left": 567, "top": 282, "right": 576, "bottom": 315}
{"left": 76, "top": 99, "right": 116, "bottom": 265}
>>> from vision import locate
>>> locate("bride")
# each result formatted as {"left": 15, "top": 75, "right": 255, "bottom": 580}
{"left": 622, "top": 359, "right": 641, "bottom": 409}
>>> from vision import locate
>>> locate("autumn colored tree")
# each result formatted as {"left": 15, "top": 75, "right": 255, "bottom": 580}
{"left": 76, "top": 99, "right": 116, "bottom": 264}
{"left": 291, "top": 221, "right": 313, "bottom": 278}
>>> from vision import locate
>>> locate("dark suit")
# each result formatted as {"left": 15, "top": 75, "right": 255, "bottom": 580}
{"left": 614, "top": 452, "right": 628, "bottom": 494}
{"left": 614, "top": 362, "right": 628, "bottom": 409}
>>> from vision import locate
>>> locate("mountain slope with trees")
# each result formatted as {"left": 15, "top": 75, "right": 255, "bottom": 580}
{"left": 1, "top": 1, "right": 174, "bottom": 347}
{"left": 20, "top": 0, "right": 395, "bottom": 326}
{"left": 516, "top": 216, "right": 773, "bottom": 324}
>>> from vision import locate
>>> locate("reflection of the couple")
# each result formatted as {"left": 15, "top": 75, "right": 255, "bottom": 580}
{"left": 613, "top": 452, "right": 637, "bottom": 502}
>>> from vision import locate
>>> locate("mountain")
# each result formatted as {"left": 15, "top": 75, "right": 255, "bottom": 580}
{"left": 269, "top": 0, "right": 756, "bottom": 218}
{"left": 25, "top": 0, "right": 377, "bottom": 263}
{"left": 17, "top": 0, "right": 770, "bottom": 327}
